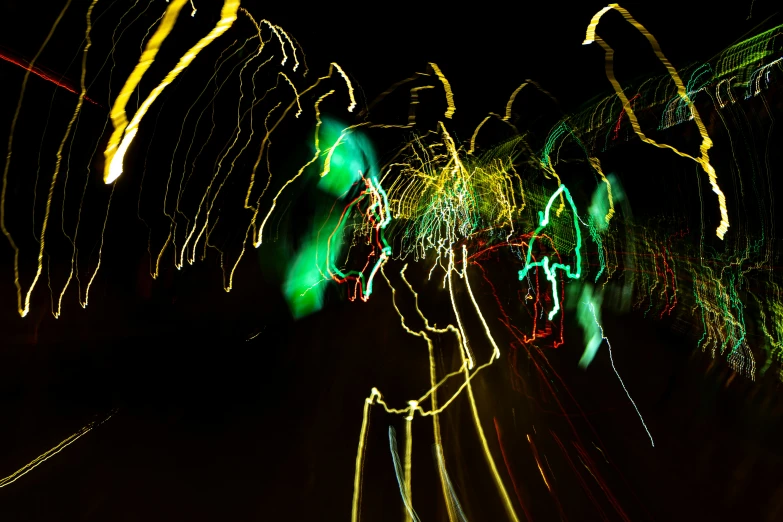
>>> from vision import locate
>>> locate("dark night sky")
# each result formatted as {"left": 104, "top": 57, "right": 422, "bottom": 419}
{"left": 0, "top": 1, "right": 782, "bottom": 521}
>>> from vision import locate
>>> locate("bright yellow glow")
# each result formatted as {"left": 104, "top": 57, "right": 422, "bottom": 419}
{"left": 104, "top": 0, "right": 240, "bottom": 184}
{"left": 429, "top": 62, "right": 455, "bottom": 119}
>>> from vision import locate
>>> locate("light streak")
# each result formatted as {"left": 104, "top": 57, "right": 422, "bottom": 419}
{"left": 389, "top": 426, "right": 421, "bottom": 522}
{"left": 351, "top": 388, "right": 378, "bottom": 522}
{"left": 404, "top": 402, "right": 414, "bottom": 522}
{"left": 1, "top": 0, "right": 96, "bottom": 318}
{"left": 429, "top": 62, "right": 455, "bottom": 118}
{"left": 583, "top": 3, "right": 730, "bottom": 240}
{"left": 104, "top": 0, "right": 240, "bottom": 184}
{"left": 331, "top": 62, "right": 356, "bottom": 112}
{"left": 3, "top": 2, "right": 782, "bottom": 517}
{"left": 518, "top": 184, "right": 583, "bottom": 320}
{"left": 526, "top": 434, "right": 552, "bottom": 491}
{"left": 587, "top": 301, "right": 655, "bottom": 447}
{"left": 463, "top": 244, "right": 501, "bottom": 361}
{"left": 433, "top": 444, "right": 470, "bottom": 522}
{"left": 0, "top": 410, "right": 115, "bottom": 489}
{"left": 0, "top": 49, "right": 100, "bottom": 106}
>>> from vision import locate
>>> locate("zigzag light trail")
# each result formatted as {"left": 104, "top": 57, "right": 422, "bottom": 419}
{"left": 1, "top": 1, "right": 782, "bottom": 520}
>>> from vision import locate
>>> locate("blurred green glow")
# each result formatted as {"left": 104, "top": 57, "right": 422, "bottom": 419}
{"left": 577, "top": 284, "right": 603, "bottom": 369}
{"left": 284, "top": 117, "right": 387, "bottom": 319}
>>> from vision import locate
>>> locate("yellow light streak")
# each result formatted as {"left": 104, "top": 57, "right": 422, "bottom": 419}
{"left": 3, "top": 0, "right": 100, "bottom": 318}
{"left": 583, "top": 3, "right": 730, "bottom": 239}
{"left": 379, "top": 253, "right": 519, "bottom": 520}
{"left": 462, "top": 244, "right": 501, "bottom": 361}
{"left": 429, "top": 62, "right": 455, "bottom": 118}
{"left": 331, "top": 62, "right": 356, "bottom": 112}
{"left": 104, "top": 0, "right": 240, "bottom": 184}
{"left": 447, "top": 248, "right": 475, "bottom": 370}
{"left": 1, "top": 1, "right": 74, "bottom": 318}
{"left": 0, "top": 411, "right": 115, "bottom": 488}
{"left": 460, "top": 325, "right": 521, "bottom": 522}
{"left": 351, "top": 388, "right": 378, "bottom": 522}
{"left": 468, "top": 115, "right": 492, "bottom": 155}
{"left": 404, "top": 402, "right": 414, "bottom": 522}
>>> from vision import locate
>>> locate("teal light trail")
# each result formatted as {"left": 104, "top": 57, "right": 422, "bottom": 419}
{"left": 518, "top": 184, "right": 583, "bottom": 320}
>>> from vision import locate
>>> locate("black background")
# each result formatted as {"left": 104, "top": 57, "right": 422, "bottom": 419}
{"left": 0, "top": 1, "right": 782, "bottom": 520}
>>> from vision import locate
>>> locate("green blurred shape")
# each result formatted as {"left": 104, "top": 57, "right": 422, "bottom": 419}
{"left": 283, "top": 117, "right": 386, "bottom": 319}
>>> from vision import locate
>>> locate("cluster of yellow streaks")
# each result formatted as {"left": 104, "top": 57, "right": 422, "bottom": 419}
{"left": 454, "top": 247, "right": 520, "bottom": 522}
{"left": 1, "top": 0, "right": 97, "bottom": 318}
{"left": 207, "top": 60, "right": 362, "bottom": 292}
{"left": 127, "top": 7, "right": 310, "bottom": 292}
{"left": 104, "top": 0, "right": 240, "bottom": 185}
{"left": 429, "top": 62, "right": 455, "bottom": 119}
{"left": 360, "top": 254, "right": 519, "bottom": 521}
{"left": 241, "top": 62, "right": 351, "bottom": 244}
{"left": 250, "top": 85, "right": 350, "bottom": 249}
{"left": 169, "top": 33, "right": 276, "bottom": 273}
{"left": 240, "top": 11, "right": 301, "bottom": 72}
{"left": 169, "top": 47, "right": 294, "bottom": 275}
{"left": 381, "top": 125, "right": 523, "bottom": 262}
{"left": 0, "top": 412, "right": 114, "bottom": 489}
{"left": 583, "top": 3, "right": 730, "bottom": 239}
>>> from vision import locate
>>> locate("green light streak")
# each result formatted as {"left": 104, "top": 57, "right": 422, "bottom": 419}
{"left": 518, "top": 184, "right": 583, "bottom": 320}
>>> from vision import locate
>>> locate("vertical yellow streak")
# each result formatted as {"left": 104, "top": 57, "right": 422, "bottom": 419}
{"left": 462, "top": 363, "right": 520, "bottom": 522}
{"left": 55, "top": 0, "right": 102, "bottom": 317}
{"left": 251, "top": 89, "right": 334, "bottom": 248}
{"left": 404, "top": 403, "right": 414, "bottom": 522}
{"left": 388, "top": 266, "right": 457, "bottom": 521}
{"left": 584, "top": 3, "right": 729, "bottom": 239}
{"left": 82, "top": 183, "right": 116, "bottom": 307}
{"left": 429, "top": 62, "right": 455, "bottom": 118}
{"left": 462, "top": 245, "right": 501, "bottom": 361}
{"left": 428, "top": 340, "right": 458, "bottom": 522}
{"left": 447, "top": 248, "right": 475, "bottom": 370}
{"left": 452, "top": 247, "right": 519, "bottom": 521}
{"left": 589, "top": 156, "right": 615, "bottom": 224}
{"left": 104, "top": 0, "right": 240, "bottom": 184}
{"left": 1, "top": 0, "right": 73, "bottom": 317}
{"left": 351, "top": 389, "right": 378, "bottom": 522}
{"left": 21, "top": 0, "right": 98, "bottom": 319}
